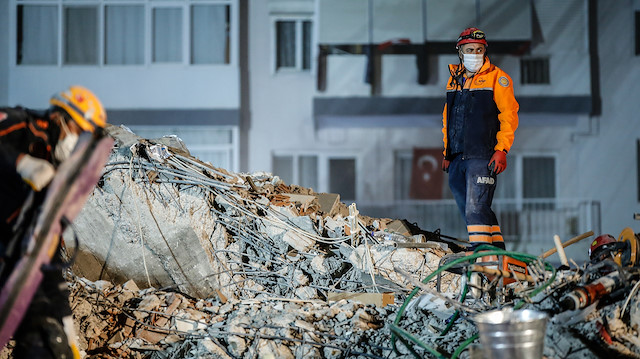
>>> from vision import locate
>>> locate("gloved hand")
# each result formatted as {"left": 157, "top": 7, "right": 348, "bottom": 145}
{"left": 488, "top": 150, "right": 507, "bottom": 175}
{"left": 16, "top": 154, "right": 55, "bottom": 191}
{"left": 442, "top": 158, "right": 450, "bottom": 173}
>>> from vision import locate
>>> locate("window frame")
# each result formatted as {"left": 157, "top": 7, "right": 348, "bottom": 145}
{"left": 12, "top": 0, "right": 233, "bottom": 67}
{"left": 520, "top": 57, "right": 551, "bottom": 85}
{"left": 271, "top": 15, "right": 313, "bottom": 74}
{"left": 636, "top": 11, "right": 640, "bottom": 56}
{"left": 394, "top": 149, "right": 559, "bottom": 206}
{"left": 497, "top": 152, "right": 559, "bottom": 211}
{"left": 271, "top": 151, "right": 360, "bottom": 201}
{"left": 127, "top": 125, "right": 240, "bottom": 173}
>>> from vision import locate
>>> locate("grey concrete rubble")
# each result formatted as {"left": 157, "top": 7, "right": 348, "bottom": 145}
{"left": 69, "top": 125, "right": 456, "bottom": 303}
{"left": 60, "top": 125, "right": 640, "bottom": 359}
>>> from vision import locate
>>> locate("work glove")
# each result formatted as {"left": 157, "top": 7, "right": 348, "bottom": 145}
{"left": 16, "top": 154, "right": 55, "bottom": 191}
{"left": 488, "top": 150, "right": 507, "bottom": 175}
{"left": 442, "top": 158, "right": 450, "bottom": 173}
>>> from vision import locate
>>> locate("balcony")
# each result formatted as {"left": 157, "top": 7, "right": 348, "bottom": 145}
{"left": 357, "top": 198, "right": 601, "bottom": 261}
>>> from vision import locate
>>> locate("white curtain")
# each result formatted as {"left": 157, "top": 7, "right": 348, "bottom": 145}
{"left": 65, "top": 6, "right": 98, "bottom": 64}
{"left": 153, "top": 7, "right": 182, "bottom": 63}
{"left": 20, "top": 5, "right": 57, "bottom": 65}
{"left": 276, "top": 21, "right": 295, "bottom": 69}
{"left": 191, "top": 5, "right": 228, "bottom": 64}
{"left": 302, "top": 20, "right": 312, "bottom": 70}
{"left": 105, "top": 5, "right": 144, "bottom": 65}
{"left": 299, "top": 155, "right": 318, "bottom": 190}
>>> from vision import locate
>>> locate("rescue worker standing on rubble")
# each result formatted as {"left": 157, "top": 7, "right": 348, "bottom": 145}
{"left": 441, "top": 28, "right": 519, "bottom": 252}
{"left": 0, "top": 86, "right": 107, "bottom": 358}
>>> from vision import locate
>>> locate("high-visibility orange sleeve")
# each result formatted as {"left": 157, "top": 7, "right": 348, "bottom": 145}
{"left": 442, "top": 103, "right": 448, "bottom": 156}
{"left": 493, "top": 71, "right": 519, "bottom": 153}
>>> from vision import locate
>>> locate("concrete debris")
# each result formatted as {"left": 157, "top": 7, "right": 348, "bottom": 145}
{"left": 68, "top": 125, "right": 456, "bottom": 301}
{"left": 68, "top": 276, "right": 394, "bottom": 358}
{"left": 47, "top": 125, "right": 640, "bottom": 358}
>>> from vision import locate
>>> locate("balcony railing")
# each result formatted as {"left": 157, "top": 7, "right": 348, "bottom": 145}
{"left": 357, "top": 199, "right": 601, "bottom": 258}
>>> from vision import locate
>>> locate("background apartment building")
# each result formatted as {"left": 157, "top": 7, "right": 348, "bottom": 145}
{"left": 2, "top": 0, "right": 639, "bottom": 261}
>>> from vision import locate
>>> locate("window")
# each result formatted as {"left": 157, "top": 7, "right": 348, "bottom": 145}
{"left": 394, "top": 150, "right": 413, "bottom": 200}
{"left": 128, "top": 126, "right": 238, "bottom": 172}
{"left": 17, "top": 5, "right": 57, "bottom": 65}
{"left": 636, "top": 11, "right": 640, "bottom": 56}
{"left": 522, "top": 157, "right": 555, "bottom": 199}
{"left": 272, "top": 153, "right": 357, "bottom": 201}
{"left": 153, "top": 7, "right": 183, "bottom": 63}
{"left": 272, "top": 154, "right": 318, "bottom": 190}
{"left": 395, "top": 151, "right": 556, "bottom": 203}
{"left": 105, "top": 5, "right": 144, "bottom": 65}
{"left": 191, "top": 5, "right": 230, "bottom": 64}
{"left": 64, "top": 6, "right": 98, "bottom": 65}
{"left": 394, "top": 149, "right": 449, "bottom": 200}
{"left": 274, "top": 18, "right": 312, "bottom": 71}
{"left": 329, "top": 159, "right": 356, "bottom": 201}
{"left": 521, "top": 58, "right": 550, "bottom": 84}
{"left": 14, "top": 0, "right": 231, "bottom": 66}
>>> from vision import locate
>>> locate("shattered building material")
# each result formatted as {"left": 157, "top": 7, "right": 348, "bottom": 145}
{"left": 69, "top": 125, "right": 457, "bottom": 302}
{"left": 327, "top": 292, "right": 395, "bottom": 307}
{"left": 48, "top": 126, "right": 640, "bottom": 358}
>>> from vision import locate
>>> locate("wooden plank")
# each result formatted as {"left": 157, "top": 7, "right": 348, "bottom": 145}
{"left": 316, "top": 193, "right": 340, "bottom": 216}
{"left": 327, "top": 292, "right": 394, "bottom": 307}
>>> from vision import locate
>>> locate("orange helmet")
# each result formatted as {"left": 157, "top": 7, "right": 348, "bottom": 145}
{"left": 456, "top": 27, "right": 488, "bottom": 48}
{"left": 589, "top": 234, "right": 617, "bottom": 260}
{"left": 50, "top": 86, "right": 107, "bottom": 133}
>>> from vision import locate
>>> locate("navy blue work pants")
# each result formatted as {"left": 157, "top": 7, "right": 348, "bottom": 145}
{"left": 448, "top": 156, "right": 505, "bottom": 250}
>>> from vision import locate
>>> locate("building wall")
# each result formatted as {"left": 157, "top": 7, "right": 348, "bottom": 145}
{"left": 573, "top": 0, "right": 639, "bottom": 236}
{"left": 246, "top": 0, "right": 640, "bottom": 262}
{"left": 3, "top": 0, "right": 242, "bottom": 171}
{"left": 5, "top": 0, "right": 240, "bottom": 113}
{"left": 249, "top": 0, "right": 595, "bottom": 202}
{"left": 247, "top": 0, "right": 317, "bottom": 173}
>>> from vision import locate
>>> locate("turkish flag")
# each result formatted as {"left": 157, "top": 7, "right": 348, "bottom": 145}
{"left": 409, "top": 148, "right": 445, "bottom": 199}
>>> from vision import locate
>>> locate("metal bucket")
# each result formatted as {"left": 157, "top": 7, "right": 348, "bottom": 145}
{"left": 474, "top": 308, "right": 548, "bottom": 359}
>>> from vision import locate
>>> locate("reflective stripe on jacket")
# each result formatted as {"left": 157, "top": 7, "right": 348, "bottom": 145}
{"left": 441, "top": 57, "right": 519, "bottom": 160}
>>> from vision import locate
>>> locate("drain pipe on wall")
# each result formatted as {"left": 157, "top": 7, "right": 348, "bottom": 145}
{"left": 571, "top": 0, "right": 602, "bottom": 142}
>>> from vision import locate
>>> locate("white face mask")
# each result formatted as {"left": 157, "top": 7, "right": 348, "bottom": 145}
{"left": 462, "top": 53, "right": 484, "bottom": 73}
{"left": 55, "top": 120, "right": 79, "bottom": 162}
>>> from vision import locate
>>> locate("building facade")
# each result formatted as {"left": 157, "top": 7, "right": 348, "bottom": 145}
{"left": 2, "top": 0, "right": 639, "bottom": 261}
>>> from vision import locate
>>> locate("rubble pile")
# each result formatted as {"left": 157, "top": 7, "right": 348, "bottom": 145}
{"left": 69, "top": 125, "right": 458, "bottom": 302}
{"left": 69, "top": 277, "right": 396, "bottom": 358}
{"left": 62, "top": 125, "right": 464, "bottom": 357}
{"left": 59, "top": 125, "right": 640, "bottom": 359}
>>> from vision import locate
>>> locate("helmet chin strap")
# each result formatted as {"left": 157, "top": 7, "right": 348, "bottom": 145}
{"left": 57, "top": 115, "right": 72, "bottom": 139}
{"left": 448, "top": 52, "right": 465, "bottom": 88}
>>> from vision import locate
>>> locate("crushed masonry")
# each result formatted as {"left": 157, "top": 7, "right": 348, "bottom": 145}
{"left": 3, "top": 124, "right": 640, "bottom": 359}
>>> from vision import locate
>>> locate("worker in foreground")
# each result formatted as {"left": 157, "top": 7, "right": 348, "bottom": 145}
{"left": 0, "top": 86, "right": 107, "bottom": 358}
{"left": 441, "top": 28, "right": 519, "bottom": 252}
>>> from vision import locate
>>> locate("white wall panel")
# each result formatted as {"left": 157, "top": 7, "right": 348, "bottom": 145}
{"left": 372, "top": 0, "right": 424, "bottom": 43}
{"left": 426, "top": 0, "right": 476, "bottom": 41}
{"left": 382, "top": 55, "right": 442, "bottom": 97}
{"left": 318, "top": 0, "right": 369, "bottom": 44}
{"left": 322, "top": 55, "right": 371, "bottom": 96}
{"left": 479, "top": 0, "right": 531, "bottom": 40}
{"left": 9, "top": 66, "right": 239, "bottom": 109}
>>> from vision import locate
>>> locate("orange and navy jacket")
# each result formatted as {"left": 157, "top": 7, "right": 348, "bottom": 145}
{"left": 0, "top": 107, "right": 60, "bottom": 227}
{"left": 442, "top": 57, "right": 519, "bottom": 160}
